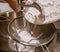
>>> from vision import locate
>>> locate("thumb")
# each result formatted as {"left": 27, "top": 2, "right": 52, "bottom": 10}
{"left": 5, "top": 0, "right": 19, "bottom": 12}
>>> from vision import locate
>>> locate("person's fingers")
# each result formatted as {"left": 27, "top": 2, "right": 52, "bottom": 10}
{"left": 5, "top": 0, "right": 19, "bottom": 12}
{"left": 0, "top": 0, "right": 6, "bottom": 2}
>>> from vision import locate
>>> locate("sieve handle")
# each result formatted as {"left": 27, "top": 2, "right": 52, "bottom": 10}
{"left": 41, "top": 45, "right": 49, "bottom": 52}
{"left": 18, "top": 1, "right": 42, "bottom": 13}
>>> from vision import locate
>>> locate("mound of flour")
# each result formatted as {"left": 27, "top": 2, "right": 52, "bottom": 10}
{"left": 24, "top": 0, "right": 60, "bottom": 24}
{"left": 18, "top": 30, "right": 40, "bottom": 44}
{"left": 24, "top": 7, "right": 41, "bottom": 24}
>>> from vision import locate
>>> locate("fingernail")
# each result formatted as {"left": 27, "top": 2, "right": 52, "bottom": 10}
{"left": 15, "top": 7, "right": 20, "bottom": 12}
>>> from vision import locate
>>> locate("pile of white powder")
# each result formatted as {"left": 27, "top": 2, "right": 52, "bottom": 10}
{"left": 18, "top": 30, "right": 40, "bottom": 45}
{"left": 24, "top": 0, "right": 60, "bottom": 24}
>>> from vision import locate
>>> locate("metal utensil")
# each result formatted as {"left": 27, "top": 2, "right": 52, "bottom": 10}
{"left": 8, "top": 15, "right": 55, "bottom": 46}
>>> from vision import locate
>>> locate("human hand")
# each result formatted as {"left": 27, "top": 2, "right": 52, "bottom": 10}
{"left": 0, "top": 0, "right": 19, "bottom": 12}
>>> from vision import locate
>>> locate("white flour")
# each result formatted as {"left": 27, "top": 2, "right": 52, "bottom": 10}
{"left": 18, "top": 30, "right": 40, "bottom": 44}
{"left": 24, "top": 7, "right": 41, "bottom": 24}
{"left": 24, "top": 0, "right": 60, "bottom": 24}
{"left": 16, "top": 30, "right": 40, "bottom": 52}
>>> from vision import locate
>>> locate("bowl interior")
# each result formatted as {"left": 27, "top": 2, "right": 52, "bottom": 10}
{"left": 8, "top": 16, "right": 56, "bottom": 45}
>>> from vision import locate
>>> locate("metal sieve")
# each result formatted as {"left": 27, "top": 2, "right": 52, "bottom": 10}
{"left": 8, "top": 15, "right": 56, "bottom": 47}
{"left": 8, "top": 1, "right": 56, "bottom": 52}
